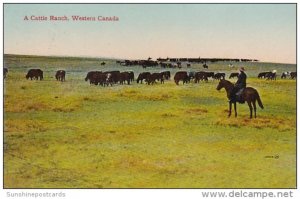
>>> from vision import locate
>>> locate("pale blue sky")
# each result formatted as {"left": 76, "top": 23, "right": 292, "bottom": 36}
{"left": 4, "top": 4, "right": 296, "bottom": 63}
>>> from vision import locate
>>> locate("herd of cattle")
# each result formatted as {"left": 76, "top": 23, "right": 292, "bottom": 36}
{"left": 3, "top": 68, "right": 297, "bottom": 86}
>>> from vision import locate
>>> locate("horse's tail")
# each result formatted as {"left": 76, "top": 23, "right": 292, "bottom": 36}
{"left": 255, "top": 91, "right": 264, "bottom": 109}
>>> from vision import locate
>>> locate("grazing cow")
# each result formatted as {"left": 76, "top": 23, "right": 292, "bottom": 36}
{"left": 126, "top": 71, "right": 134, "bottom": 82}
{"left": 214, "top": 73, "right": 225, "bottom": 80}
{"left": 101, "top": 62, "right": 106, "bottom": 66}
{"left": 85, "top": 71, "right": 102, "bottom": 84}
{"left": 146, "top": 73, "right": 164, "bottom": 85}
{"left": 26, "top": 69, "right": 43, "bottom": 80}
{"left": 187, "top": 63, "right": 191, "bottom": 68}
{"left": 229, "top": 72, "right": 239, "bottom": 79}
{"left": 4, "top": 68, "right": 8, "bottom": 79}
{"left": 119, "top": 72, "right": 131, "bottom": 85}
{"left": 206, "top": 72, "right": 215, "bottom": 79}
{"left": 281, "top": 72, "right": 291, "bottom": 79}
{"left": 290, "top": 72, "right": 297, "bottom": 79}
{"left": 160, "top": 71, "right": 171, "bottom": 80}
{"left": 266, "top": 71, "right": 276, "bottom": 80}
{"left": 174, "top": 71, "right": 189, "bottom": 85}
{"left": 258, "top": 72, "right": 269, "bottom": 79}
{"left": 92, "top": 72, "right": 112, "bottom": 86}
{"left": 55, "top": 70, "right": 66, "bottom": 82}
{"left": 194, "top": 71, "right": 208, "bottom": 83}
{"left": 105, "top": 71, "right": 120, "bottom": 84}
{"left": 203, "top": 64, "right": 208, "bottom": 69}
{"left": 137, "top": 72, "right": 151, "bottom": 84}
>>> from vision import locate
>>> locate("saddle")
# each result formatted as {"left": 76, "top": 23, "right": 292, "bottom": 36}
{"left": 235, "top": 88, "right": 245, "bottom": 103}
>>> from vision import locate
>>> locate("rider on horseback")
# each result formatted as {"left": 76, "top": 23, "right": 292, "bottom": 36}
{"left": 229, "top": 67, "right": 247, "bottom": 103}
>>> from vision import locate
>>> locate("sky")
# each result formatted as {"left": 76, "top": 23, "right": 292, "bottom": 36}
{"left": 4, "top": 4, "right": 296, "bottom": 64}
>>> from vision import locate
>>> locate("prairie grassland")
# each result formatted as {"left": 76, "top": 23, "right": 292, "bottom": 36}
{"left": 3, "top": 55, "right": 296, "bottom": 188}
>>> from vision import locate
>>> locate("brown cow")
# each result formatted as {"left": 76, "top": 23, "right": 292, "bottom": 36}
{"left": 174, "top": 71, "right": 189, "bottom": 85}
{"left": 55, "top": 70, "right": 66, "bottom": 82}
{"left": 26, "top": 69, "right": 43, "bottom": 80}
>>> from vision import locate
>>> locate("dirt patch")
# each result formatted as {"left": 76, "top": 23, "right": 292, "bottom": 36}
{"left": 26, "top": 103, "right": 50, "bottom": 111}
{"left": 185, "top": 108, "right": 208, "bottom": 115}
{"left": 161, "top": 113, "right": 177, "bottom": 118}
{"left": 136, "top": 94, "right": 171, "bottom": 101}
{"left": 52, "top": 107, "right": 75, "bottom": 112}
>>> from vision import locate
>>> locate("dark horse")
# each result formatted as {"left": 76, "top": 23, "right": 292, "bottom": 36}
{"left": 216, "top": 79, "right": 264, "bottom": 118}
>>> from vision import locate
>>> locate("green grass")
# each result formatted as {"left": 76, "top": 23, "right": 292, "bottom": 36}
{"left": 3, "top": 54, "right": 296, "bottom": 188}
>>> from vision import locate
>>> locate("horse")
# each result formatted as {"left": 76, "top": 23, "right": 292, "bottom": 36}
{"left": 216, "top": 79, "right": 264, "bottom": 118}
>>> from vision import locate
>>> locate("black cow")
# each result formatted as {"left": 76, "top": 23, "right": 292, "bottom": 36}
{"left": 106, "top": 71, "right": 120, "bottom": 84}
{"left": 26, "top": 69, "right": 43, "bottom": 80}
{"left": 258, "top": 72, "right": 269, "bottom": 79}
{"left": 119, "top": 72, "right": 131, "bottom": 85}
{"left": 206, "top": 72, "right": 215, "bottom": 79}
{"left": 85, "top": 71, "right": 102, "bottom": 84}
{"left": 161, "top": 71, "right": 171, "bottom": 80}
{"left": 214, "top": 73, "right": 225, "bottom": 80}
{"left": 92, "top": 72, "right": 112, "bottom": 86}
{"left": 266, "top": 72, "right": 276, "bottom": 80}
{"left": 146, "top": 73, "right": 164, "bottom": 85}
{"left": 194, "top": 71, "right": 208, "bottom": 83}
{"left": 291, "top": 72, "right": 297, "bottom": 79}
{"left": 55, "top": 70, "right": 66, "bottom": 82}
{"left": 125, "top": 71, "right": 134, "bottom": 82}
{"left": 137, "top": 72, "right": 151, "bottom": 84}
{"left": 229, "top": 72, "right": 239, "bottom": 79}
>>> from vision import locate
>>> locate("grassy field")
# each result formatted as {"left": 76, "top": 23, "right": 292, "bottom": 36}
{"left": 3, "top": 54, "right": 296, "bottom": 188}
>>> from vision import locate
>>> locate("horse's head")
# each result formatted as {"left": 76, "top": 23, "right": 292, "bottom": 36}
{"left": 216, "top": 79, "right": 225, "bottom": 90}
{"left": 216, "top": 79, "right": 234, "bottom": 91}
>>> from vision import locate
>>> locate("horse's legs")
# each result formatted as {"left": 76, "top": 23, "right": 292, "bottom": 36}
{"left": 228, "top": 102, "right": 232, "bottom": 117}
{"left": 234, "top": 102, "right": 237, "bottom": 117}
{"left": 247, "top": 101, "right": 253, "bottom": 119}
{"left": 253, "top": 100, "right": 257, "bottom": 118}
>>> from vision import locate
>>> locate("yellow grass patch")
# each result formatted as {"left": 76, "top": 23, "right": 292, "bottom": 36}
{"left": 4, "top": 119, "right": 49, "bottom": 133}
{"left": 215, "top": 115, "right": 295, "bottom": 131}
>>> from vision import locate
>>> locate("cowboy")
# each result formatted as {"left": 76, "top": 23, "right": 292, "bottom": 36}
{"left": 229, "top": 67, "right": 247, "bottom": 102}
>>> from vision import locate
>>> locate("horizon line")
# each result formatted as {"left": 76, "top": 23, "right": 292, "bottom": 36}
{"left": 3, "top": 53, "right": 296, "bottom": 65}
